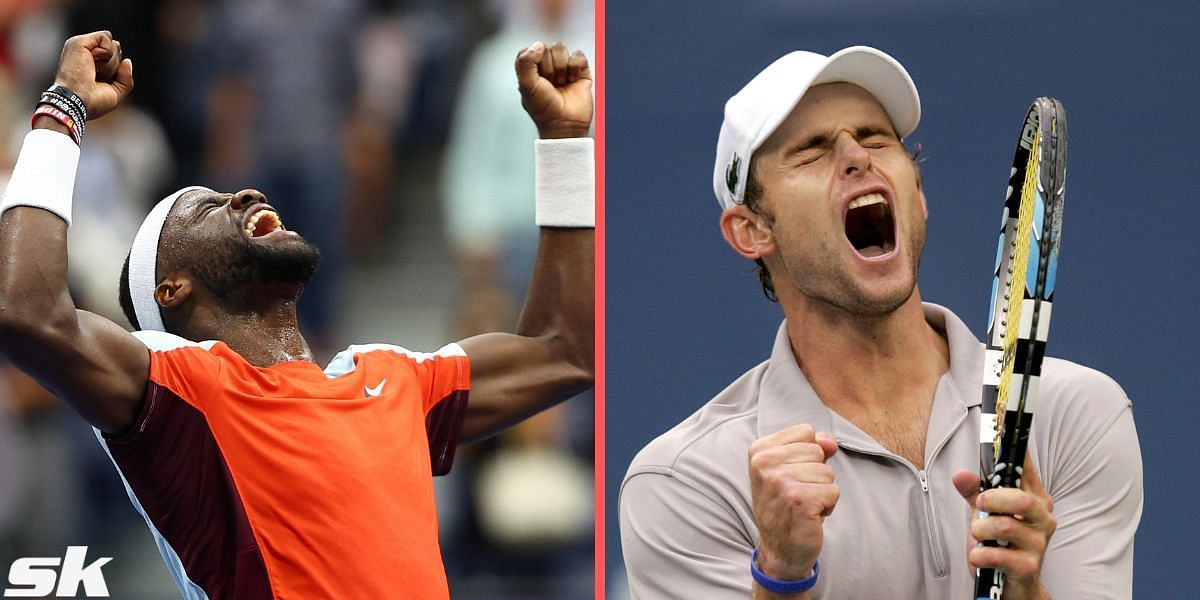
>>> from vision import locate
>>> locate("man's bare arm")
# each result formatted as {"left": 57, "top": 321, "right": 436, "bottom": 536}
{"left": 456, "top": 41, "right": 594, "bottom": 441}
{"left": 0, "top": 31, "right": 149, "bottom": 434}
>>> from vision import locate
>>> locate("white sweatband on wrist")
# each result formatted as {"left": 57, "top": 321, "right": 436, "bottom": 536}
{"left": 0, "top": 129, "right": 81, "bottom": 226}
{"left": 128, "top": 186, "right": 211, "bottom": 331}
{"left": 535, "top": 137, "right": 595, "bottom": 228}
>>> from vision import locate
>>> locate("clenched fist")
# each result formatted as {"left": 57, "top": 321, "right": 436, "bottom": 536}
{"left": 54, "top": 31, "right": 134, "bottom": 121}
{"left": 515, "top": 41, "right": 592, "bottom": 139}
{"left": 749, "top": 423, "right": 840, "bottom": 587}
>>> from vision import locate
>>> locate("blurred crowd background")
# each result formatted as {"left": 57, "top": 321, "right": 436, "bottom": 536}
{"left": 0, "top": 0, "right": 595, "bottom": 598}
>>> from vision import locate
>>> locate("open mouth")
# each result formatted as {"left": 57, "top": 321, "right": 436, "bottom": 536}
{"left": 244, "top": 209, "right": 284, "bottom": 238}
{"left": 844, "top": 193, "right": 896, "bottom": 258}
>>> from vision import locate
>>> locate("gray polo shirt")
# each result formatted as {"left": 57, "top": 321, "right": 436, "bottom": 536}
{"left": 620, "top": 304, "right": 1141, "bottom": 599}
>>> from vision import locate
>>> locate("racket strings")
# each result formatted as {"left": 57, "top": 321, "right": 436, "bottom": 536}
{"left": 993, "top": 129, "right": 1041, "bottom": 454}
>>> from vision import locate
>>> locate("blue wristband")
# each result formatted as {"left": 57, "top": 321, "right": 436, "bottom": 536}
{"left": 750, "top": 548, "right": 819, "bottom": 594}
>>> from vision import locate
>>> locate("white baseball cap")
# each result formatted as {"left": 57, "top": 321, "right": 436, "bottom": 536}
{"left": 712, "top": 46, "right": 921, "bottom": 210}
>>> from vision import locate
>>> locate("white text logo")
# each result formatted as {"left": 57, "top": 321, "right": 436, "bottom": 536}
{"left": 4, "top": 546, "right": 111, "bottom": 597}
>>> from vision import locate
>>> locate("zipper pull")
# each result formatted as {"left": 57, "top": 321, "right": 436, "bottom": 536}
{"left": 918, "top": 469, "right": 929, "bottom": 492}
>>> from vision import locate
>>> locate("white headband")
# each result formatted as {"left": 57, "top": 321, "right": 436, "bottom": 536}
{"left": 128, "top": 186, "right": 212, "bottom": 331}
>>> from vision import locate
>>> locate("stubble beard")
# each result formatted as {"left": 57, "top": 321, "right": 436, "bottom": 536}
{"left": 781, "top": 224, "right": 923, "bottom": 319}
{"left": 189, "top": 230, "right": 322, "bottom": 300}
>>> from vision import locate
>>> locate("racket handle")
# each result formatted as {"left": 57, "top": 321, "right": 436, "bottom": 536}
{"left": 972, "top": 469, "right": 1019, "bottom": 598}
{"left": 973, "top": 466, "right": 1019, "bottom": 599}
{"left": 974, "top": 562, "right": 1004, "bottom": 599}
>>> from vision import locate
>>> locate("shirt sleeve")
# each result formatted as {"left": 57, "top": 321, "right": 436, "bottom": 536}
{"left": 130, "top": 331, "right": 224, "bottom": 411}
{"left": 396, "top": 342, "right": 470, "bottom": 414}
{"left": 1035, "top": 365, "right": 1142, "bottom": 599}
{"left": 397, "top": 343, "right": 470, "bottom": 476}
{"left": 620, "top": 467, "right": 755, "bottom": 600}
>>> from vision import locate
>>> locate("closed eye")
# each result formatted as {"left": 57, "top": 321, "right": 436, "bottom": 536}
{"left": 187, "top": 194, "right": 225, "bottom": 224}
{"left": 856, "top": 126, "right": 898, "bottom": 148}
{"left": 789, "top": 126, "right": 898, "bottom": 164}
{"left": 797, "top": 149, "right": 826, "bottom": 165}
{"left": 198, "top": 199, "right": 224, "bottom": 219}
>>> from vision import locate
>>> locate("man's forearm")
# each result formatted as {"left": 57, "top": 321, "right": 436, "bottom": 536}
{"left": 455, "top": 223, "right": 594, "bottom": 441}
{"left": 0, "top": 123, "right": 79, "bottom": 342}
{"left": 0, "top": 209, "right": 73, "bottom": 325}
{"left": 516, "top": 226, "right": 595, "bottom": 377}
{"left": 454, "top": 141, "right": 594, "bottom": 441}
{"left": 509, "top": 132, "right": 597, "bottom": 410}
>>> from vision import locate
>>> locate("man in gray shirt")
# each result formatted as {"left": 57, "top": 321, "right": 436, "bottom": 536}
{"left": 619, "top": 47, "right": 1141, "bottom": 599}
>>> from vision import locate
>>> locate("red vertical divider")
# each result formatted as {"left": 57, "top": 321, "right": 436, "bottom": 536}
{"left": 593, "top": 0, "right": 606, "bottom": 598}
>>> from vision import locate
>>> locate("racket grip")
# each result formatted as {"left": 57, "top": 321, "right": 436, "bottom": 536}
{"left": 974, "top": 562, "right": 1005, "bottom": 599}
{"left": 973, "top": 469, "right": 1015, "bottom": 598}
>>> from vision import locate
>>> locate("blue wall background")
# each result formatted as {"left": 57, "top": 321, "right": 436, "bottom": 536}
{"left": 604, "top": 1, "right": 1199, "bottom": 596}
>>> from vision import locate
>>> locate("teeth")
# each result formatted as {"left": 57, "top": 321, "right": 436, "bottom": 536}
{"left": 244, "top": 210, "right": 282, "bottom": 237}
{"left": 848, "top": 193, "right": 886, "bottom": 210}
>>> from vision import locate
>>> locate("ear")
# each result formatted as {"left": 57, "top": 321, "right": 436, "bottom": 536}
{"left": 154, "top": 271, "right": 193, "bottom": 310}
{"left": 720, "top": 204, "right": 776, "bottom": 260}
{"left": 909, "top": 158, "right": 928, "bottom": 219}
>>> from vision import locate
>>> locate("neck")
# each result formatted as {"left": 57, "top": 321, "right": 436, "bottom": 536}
{"left": 179, "top": 284, "right": 314, "bottom": 367}
{"left": 780, "top": 289, "right": 949, "bottom": 413}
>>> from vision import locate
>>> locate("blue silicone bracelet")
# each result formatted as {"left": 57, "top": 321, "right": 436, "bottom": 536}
{"left": 750, "top": 548, "right": 819, "bottom": 594}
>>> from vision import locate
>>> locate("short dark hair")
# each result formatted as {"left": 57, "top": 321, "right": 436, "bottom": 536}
{"left": 118, "top": 252, "right": 140, "bottom": 330}
{"left": 741, "top": 157, "right": 778, "bottom": 303}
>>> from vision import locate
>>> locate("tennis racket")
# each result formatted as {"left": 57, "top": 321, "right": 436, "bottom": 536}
{"left": 974, "top": 97, "right": 1066, "bottom": 600}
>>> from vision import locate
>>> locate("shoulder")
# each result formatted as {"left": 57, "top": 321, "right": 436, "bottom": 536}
{"left": 623, "top": 361, "right": 768, "bottom": 509}
{"left": 128, "top": 332, "right": 238, "bottom": 404}
{"left": 1037, "top": 356, "right": 1131, "bottom": 431}
{"left": 1033, "top": 357, "right": 1138, "bottom": 493}
{"left": 131, "top": 330, "right": 219, "bottom": 353}
{"left": 130, "top": 331, "right": 233, "bottom": 371}
{"left": 619, "top": 364, "right": 770, "bottom": 586}
{"left": 1040, "top": 356, "right": 1126, "bottom": 395}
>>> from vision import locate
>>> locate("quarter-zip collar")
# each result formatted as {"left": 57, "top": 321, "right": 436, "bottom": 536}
{"left": 756, "top": 302, "right": 985, "bottom": 444}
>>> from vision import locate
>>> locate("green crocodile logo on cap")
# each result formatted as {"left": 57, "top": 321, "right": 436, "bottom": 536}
{"left": 726, "top": 153, "right": 741, "bottom": 195}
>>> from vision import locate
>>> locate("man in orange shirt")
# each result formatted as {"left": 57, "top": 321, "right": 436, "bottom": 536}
{"left": 0, "top": 31, "right": 594, "bottom": 599}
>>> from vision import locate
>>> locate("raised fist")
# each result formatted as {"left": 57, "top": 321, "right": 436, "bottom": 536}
{"left": 54, "top": 31, "right": 134, "bottom": 121}
{"left": 749, "top": 423, "right": 841, "bottom": 583}
{"left": 514, "top": 41, "right": 592, "bottom": 139}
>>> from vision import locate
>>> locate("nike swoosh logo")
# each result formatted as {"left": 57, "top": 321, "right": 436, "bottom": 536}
{"left": 365, "top": 380, "right": 387, "bottom": 397}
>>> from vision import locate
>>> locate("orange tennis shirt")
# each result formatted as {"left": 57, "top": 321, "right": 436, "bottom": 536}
{"left": 95, "top": 331, "right": 470, "bottom": 599}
